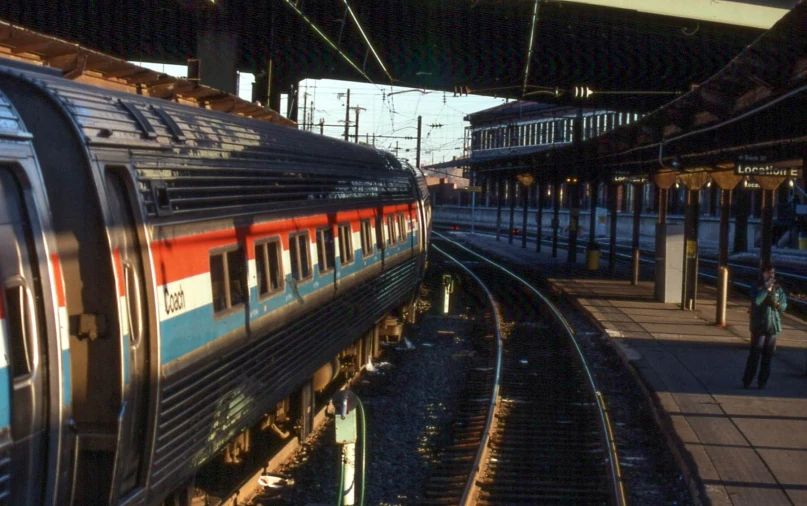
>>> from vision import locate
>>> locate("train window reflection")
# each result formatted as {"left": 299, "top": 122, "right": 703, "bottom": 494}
{"left": 289, "top": 232, "right": 312, "bottom": 282}
{"left": 338, "top": 223, "right": 354, "bottom": 265}
{"left": 386, "top": 215, "right": 396, "bottom": 246}
{"left": 316, "top": 227, "right": 335, "bottom": 273}
{"left": 360, "top": 220, "right": 373, "bottom": 258}
{"left": 397, "top": 213, "right": 406, "bottom": 243}
{"left": 255, "top": 238, "right": 283, "bottom": 298}
{"left": 210, "top": 246, "right": 246, "bottom": 314}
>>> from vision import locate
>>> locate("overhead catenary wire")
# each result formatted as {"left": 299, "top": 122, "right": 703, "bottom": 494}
{"left": 279, "top": 0, "right": 374, "bottom": 84}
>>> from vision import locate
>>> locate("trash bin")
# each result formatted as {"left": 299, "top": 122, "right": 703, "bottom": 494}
{"left": 585, "top": 246, "right": 601, "bottom": 270}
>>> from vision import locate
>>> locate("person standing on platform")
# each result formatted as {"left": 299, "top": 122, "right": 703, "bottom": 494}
{"left": 743, "top": 262, "right": 787, "bottom": 389}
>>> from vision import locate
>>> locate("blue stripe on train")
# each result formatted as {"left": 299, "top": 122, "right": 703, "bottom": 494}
{"left": 0, "top": 359, "right": 70, "bottom": 415}
{"left": 62, "top": 349, "right": 71, "bottom": 406}
{"left": 160, "top": 238, "right": 415, "bottom": 365}
{"left": 0, "top": 366, "right": 8, "bottom": 427}
{"left": 123, "top": 335, "right": 129, "bottom": 386}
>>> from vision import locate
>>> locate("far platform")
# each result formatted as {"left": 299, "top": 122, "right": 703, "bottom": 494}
{"left": 441, "top": 230, "right": 807, "bottom": 506}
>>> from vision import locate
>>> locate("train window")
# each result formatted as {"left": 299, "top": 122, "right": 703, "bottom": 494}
{"left": 289, "top": 232, "right": 312, "bottom": 281}
{"left": 397, "top": 213, "right": 406, "bottom": 242}
{"left": 411, "top": 215, "right": 418, "bottom": 244}
{"left": 360, "top": 220, "right": 373, "bottom": 258}
{"left": 338, "top": 223, "right": 354, "bottom": 265}
{"left": 316, "top": 227, "right": 335, "bottom": 273}
{"left": 255, "top": 238, "right": 283, "bottom": 298}
{"left": 386, "top": 215, "right": 397, "bottom": 246}
{"left": 210, "top": 246, "right": 247, "bottom": 314}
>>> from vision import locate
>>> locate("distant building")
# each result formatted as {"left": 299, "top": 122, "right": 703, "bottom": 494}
{"left": 426, "top": 177, "right": 465, "bottom": 206}
{"left": 465, "top": 101, "right": 641, "bottom": 167}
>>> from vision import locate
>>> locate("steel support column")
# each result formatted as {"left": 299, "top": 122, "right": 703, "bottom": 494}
{"left": 658, "top": 188, "right": 668, "bottom": 225}
{"left": 496, "top": 176, "right": 504, "bottom": 241}
{"left": 609, "top": 183, "right": 618, "bottom": 277}
{"left": 733, "top": 188, "right": 750, "bottom": 253}
{"left": 631, "top": 183, "right": 643, "bottom": 285}
{"left": 522, "top": 182, "right": 529, "bottom": 248}
{"left": 718, "top": 189, "right": 732, "bottom": 267}
{"left": 552, "top": 181, "right": 561, "bottom": 258}
{"left": 588, "top": 181, "right": 598, "bottom": 246}
{"left": 508, "top": 178, "right": 516, "bottom": 244}
{"left": 196, "top": 28, "right": 239, "bottom": 95}
{"left": 567, "top": 181, "right": 580, "bottom": 264}
{"left": 536, "top": 182, "right": 545, "bottom": 253}
{"left": 681, "top": 189, "right": 700, "bottom": 310}
{"left": 760, "top": 189, "right": 775, "bottom": 268}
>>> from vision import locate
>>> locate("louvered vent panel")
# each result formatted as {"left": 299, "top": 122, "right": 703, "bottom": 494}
{"left": 150, "top": 260, "right": 418, "bottom": 484}
{"left": 0, "top": 452, "right": 10, "bottom": 506}
{"left": 138, "top": 165, "right": 415, "bottom": 219}
{"left": 0, "top": 90, "right": 25, "bottom": 135}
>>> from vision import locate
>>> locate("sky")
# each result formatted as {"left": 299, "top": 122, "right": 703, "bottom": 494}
{"left": 133, "top": 61, "right": 507, "bottom": 179}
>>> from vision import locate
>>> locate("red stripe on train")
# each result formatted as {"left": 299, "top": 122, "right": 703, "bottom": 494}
{"left": 113, "top": 248, "right": 126, "bottom": 297}
{"left": 50, "top": 253, "right": 66, "bottom": 307}
{"left": 152, "top": 205, "right": 418, "bottom": 286}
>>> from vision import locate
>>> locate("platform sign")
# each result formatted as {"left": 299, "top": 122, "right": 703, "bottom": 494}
{"left": 735, "top": 154, "right": 801, "bottom": 177}
{"left": 612, "top": 174, "right": 647, "bottom": 184}
{"left": 464, "top": 186, "right": 482, "bottom": 192}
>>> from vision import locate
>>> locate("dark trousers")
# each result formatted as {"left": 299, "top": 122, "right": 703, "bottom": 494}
{"left": 742, "top": 332, "right": 777, "bottom": 387}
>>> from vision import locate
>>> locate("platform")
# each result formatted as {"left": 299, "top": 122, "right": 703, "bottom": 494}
{"left": 442, "top": 231, "right": 807, "bottom": 506}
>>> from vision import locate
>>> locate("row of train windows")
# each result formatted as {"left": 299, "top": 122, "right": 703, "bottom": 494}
{"left": 210, "top": 215, "right": 416, "bottom": 314}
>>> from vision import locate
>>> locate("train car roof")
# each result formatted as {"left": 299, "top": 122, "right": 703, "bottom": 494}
{"left": 0, "top": 61, "right": 404, "bottom": 176}
{"left": 0, "top": 87, "right": 31, "bottom": 141}
{"left": 0, "top": 61, "right": 422, "bottom": 222}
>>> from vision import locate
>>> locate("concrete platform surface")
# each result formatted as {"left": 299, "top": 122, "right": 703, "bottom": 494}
{"left": 440, "top": 231, "right": 807, "bottom": 506}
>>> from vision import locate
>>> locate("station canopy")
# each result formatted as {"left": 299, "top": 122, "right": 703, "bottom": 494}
{"left": 0, "top": 0, "right": 799, "bottom": 113}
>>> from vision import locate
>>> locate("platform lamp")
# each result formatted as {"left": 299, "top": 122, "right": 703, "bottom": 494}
{"left": 565, "top": 173, "right": 581, "bottom": 264}
{"left": 517, "top": 173, "right": 534, "bottom": 249}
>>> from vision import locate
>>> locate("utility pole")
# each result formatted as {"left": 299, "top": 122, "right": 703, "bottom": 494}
{"left": 309, "top": 101, "right": 314, "bottom": 133}
{"left": 352, "top": 106, "right": 366, "bottom": 143}
{"left": 344, "top": 89, "right": 351, "bottom": 141}
{"left": 416, "top": 115, "right": 422, "bottom": 169}
{"left": 302, "top": 92, "right": 308, "bottom": 131}
{"left": 320, "top": 119, "right": 324, "bottom": 135}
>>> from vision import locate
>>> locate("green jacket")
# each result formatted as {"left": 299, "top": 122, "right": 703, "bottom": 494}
{"left": 750, "top": 282, "right": 787, "bottom": 335}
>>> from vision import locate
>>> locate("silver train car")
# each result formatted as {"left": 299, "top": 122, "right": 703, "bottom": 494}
{"left": 0, "top": 58, "right": 431, "bottom": 505}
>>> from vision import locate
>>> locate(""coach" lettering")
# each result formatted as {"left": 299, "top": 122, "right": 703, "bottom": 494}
{"left": 164, "top": 286, "right": 185, "bottom": 314}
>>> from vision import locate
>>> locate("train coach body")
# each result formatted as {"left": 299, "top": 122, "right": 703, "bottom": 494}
{"left": 0, "top": 78, "right": 70, "bottom": 506}
{"left": 0, "top": 59, "right": 430, "bottom": 505}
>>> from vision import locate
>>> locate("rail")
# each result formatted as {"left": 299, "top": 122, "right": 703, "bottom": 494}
{"left": 434, "top": 231, "right": 627, "bottom": 506}
{"left": 431, "top": 244, "right": 504, "bottom": 505}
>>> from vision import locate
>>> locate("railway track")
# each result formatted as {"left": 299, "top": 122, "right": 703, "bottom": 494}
{"left": 422, "top": 235, "right": 625, "bottom": 505}
{"left": 435, "top": 224, "right": 807, "bottom": 313}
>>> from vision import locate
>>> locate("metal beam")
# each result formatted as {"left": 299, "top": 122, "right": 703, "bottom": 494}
{"left": 522, "top": 0, "right": 541, "bottom": 96}
{"left": 554, "top": 0, "right": 788, "bottom": 29}
{"left": 342, "top": 0, "right": 394, "bottom": 83}
{"left": 280, "top": 0, "right": 374, "bottom": 83}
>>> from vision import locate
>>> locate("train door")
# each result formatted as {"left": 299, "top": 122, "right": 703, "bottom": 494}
{"left": 103, "top": 169, "right": 151, "bottom": 501}
{"left": 0, "top": 167, "right": 48, "bottom": 505}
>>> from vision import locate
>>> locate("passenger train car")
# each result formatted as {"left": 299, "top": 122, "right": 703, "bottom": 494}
{"left": 0, "top": 58, "right": 430, "bottom": 505}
